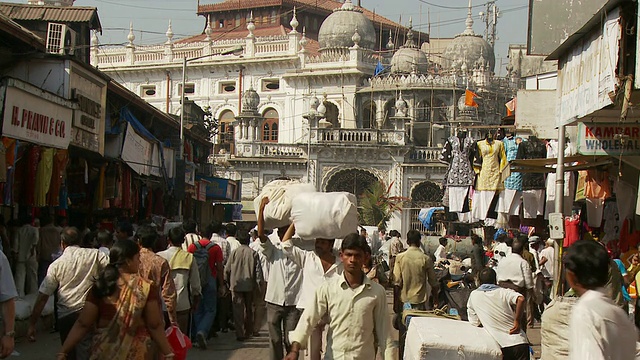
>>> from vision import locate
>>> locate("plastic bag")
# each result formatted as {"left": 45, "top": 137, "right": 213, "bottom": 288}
{"left": 253, "top": 179, "right": 316, "bottom": 229}
{"left": 290, "top": 192, "right": 358, "bottom": 240}
{"left": 165, "top": 325, "right": 191, "bottom": 360}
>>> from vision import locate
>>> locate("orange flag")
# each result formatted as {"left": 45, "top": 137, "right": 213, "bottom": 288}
{"left": 505, "top": 97, "right": 517, "bottom": 116}
{"left": 464, "top": 89, "right": 479, "bottom": 107}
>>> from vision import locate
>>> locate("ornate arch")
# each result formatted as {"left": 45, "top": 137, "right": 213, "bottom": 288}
{"left": 410, "top": 181, "right": 443, "bottom": 207}
{"left": 213, "top": 104, "right": 238, "bottom": 119}
{"left": 322, "top": 167, "right": 381, "bottom": 197}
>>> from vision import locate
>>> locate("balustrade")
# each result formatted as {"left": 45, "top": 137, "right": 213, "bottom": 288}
{"left": 407, "top": 147, "right": 442, "bottom": 162}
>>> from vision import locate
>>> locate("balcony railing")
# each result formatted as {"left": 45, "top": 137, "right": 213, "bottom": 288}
{"left": 315, "top": 128, "right": 405, "bottom": 145}
{"left": 406, "top": 147, "right": 442, "bottom": 162}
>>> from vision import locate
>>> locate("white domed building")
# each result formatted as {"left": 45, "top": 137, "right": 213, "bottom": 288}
{"left": 91, "top": 0, "right": 514, "bottom": 233}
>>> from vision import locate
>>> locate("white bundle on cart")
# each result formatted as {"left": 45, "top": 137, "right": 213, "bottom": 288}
{"left": 291, "top": 192, "right": 359, "bottom": 240}
{"left": 253, "top": 179, "right": 316, "bottom": 229}
{"left": 404, "top": 317, "right": 502, "bottom": 360}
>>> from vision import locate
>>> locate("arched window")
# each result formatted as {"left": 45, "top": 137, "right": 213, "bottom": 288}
{"left": 262, "top": 108, "right": 279, "bottom": 142}
{"left": 362, "top": 101, "right": 376, "bottom": 129}
{"left": 217, "top": 110, "right": 235, "bottom": 154}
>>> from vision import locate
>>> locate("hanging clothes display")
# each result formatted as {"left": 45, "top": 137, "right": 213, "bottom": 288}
{"left": 497, "top": 136, "right": 522, "bottom": 216}
{"left": 584, "top": 169, "right": 611, "bottom": 227}
{"left": 25, "top": 146, "right": 41, "bottom": 206}
{"left": 439, "top": 134, "right": 475, "bottom": 213}
{"left": 48, "top": 150, "right": 68, "bottom": 207}
{"left": 544, "top": 140, "right": 575, "bottom": 218}
{"left": 602, "top": 200, "right": 620, "bottom": 243}
{"left": 517, "top": 137, "right": 547, "bottom": 219}
{"left": 34, "top": 148, "right": 54, "bottom": 207}
{"left": 614, "top": 180, "right": 637, "bottom": 223}
{"left": 472, "top": 138, "right": 506, "bottom": 220}
{"left": 564, "top": 216, "right": 580, "bottom": 247}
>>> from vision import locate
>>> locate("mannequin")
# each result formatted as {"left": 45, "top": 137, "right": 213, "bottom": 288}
{"left": 472, "top": 131, "right": 507, "bottom": 221}
{"left": 517, "top": 135, "right": 547, "bottom": 219}
{"left": 439, "top": 131, "right": 475, "bottom": 215}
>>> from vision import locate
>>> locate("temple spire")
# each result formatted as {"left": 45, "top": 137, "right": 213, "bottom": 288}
{"left": 462, "top": 0, "right": 475, "bottom": 35}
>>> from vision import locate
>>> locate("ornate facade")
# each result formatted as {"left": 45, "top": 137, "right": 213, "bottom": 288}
{"left": 91, "top": 0, "right": 514, "bottom": 232}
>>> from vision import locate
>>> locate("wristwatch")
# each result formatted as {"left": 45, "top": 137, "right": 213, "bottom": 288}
{"left": 4, "top": 331, "right": 15, "bottom": 337}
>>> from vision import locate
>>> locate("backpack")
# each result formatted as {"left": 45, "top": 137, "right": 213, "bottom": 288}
{"left": 193, "top": 241, "right": 215, "bottom": 288}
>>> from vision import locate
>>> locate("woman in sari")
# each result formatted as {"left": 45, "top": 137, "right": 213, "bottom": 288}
{"left": 56, "top": 239, "right": 174, "bottom": 360}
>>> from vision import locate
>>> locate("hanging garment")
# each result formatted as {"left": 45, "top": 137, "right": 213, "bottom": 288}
{"left": 448, "top": 186, "right": 470, "bottom": 213}
{"left": 48, "top": 150, "right": 68, "bottom": 207}
{"left": 497, "top": 189, "right": 521, "bottom": 216}
{"left": 34, "top": 148, "right": 54, "bottom": 207}
{"left": 586, "top": 198, "right": 605, "bottom": 227}
{"left": 471, "top": 190, "right": 496, "bottom": 221}
{"left": 602, "top": 201, "right": 620, "bottom": 243}
{"left": 614, "top": 180, "right": 637, "bottom": 223}
{"left": 25, "top": 146, "right": 41, "bottom": 206}
{"left": 0, "top": 142, "right": 6, "bottom": 183}
{"left": 584, "top": 169, "right": 611, "bottom": 199}
{"left": 620, "top": 219, "right": 640, "bottom": 253}
{"left": 475, "top": 139, "right": 507, "bottom": 191}
{"left": 440, "top": 135, "right": 476, "bottom": 187}
{"left": 522, "top": 189, "right": 545, "bottom": 219}
{"left": 503, "top": 136, "right": 522, "bottom": 191}
{"left": 544, "top": 140, "right": 575, "bottom": 217}
{"left": 517, "top": 137, "right": 547, "bottom": 190}
{"left": 564, "top": 217, "right": 580, "bottom": 248}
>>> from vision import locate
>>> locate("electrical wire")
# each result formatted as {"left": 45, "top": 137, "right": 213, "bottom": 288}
{"left": 416, "top": 0, "right": 489, "bottom": 10}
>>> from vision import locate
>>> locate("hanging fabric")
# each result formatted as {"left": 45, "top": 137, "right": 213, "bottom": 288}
{"left": 34, "top": 148, "right": 54, "bottom": 207}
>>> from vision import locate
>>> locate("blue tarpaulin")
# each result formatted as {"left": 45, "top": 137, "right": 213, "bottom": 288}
{"left": 418, "top": 207, "right": 444, "bottom": 231}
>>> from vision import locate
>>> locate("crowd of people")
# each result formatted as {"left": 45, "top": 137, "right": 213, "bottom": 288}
{"left": 0, "top": 206, "right": 636, "bottom": 360}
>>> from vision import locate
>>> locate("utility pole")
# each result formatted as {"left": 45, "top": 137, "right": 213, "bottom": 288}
{"left": 479, "top": 1, "right": 499, "bottom": 49}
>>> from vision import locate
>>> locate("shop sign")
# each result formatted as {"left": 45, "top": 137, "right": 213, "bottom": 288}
{"left": 206, "top": 177, "right": 229, "bottom": 199}
{"left": 150, "top": 144, "right": 175, "bottom": 179}
{"left": 72, "top": 90, "right": 101, "bottom": 134}
{"left": 577, "top": 122, "right": 640, "bottom": 155}
{"left": 122, "top": 125, "right": 152, "bottom": 175}
{"left": 2, "top": 86, "right": 71, "bottom": 149}
{"left": 71, "top": 127, "right": 100, "bottom": 153}
{"left": 557, "top": 8, "right": 620, "bottom": 126}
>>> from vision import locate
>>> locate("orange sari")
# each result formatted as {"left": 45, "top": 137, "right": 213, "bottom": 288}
{"left": 90, "top": 275, "right": 152, "bottom": 360}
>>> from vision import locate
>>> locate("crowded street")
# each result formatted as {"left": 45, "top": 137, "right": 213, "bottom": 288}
{"left": 1, "top": 0, "right": 640, "bottom": 359}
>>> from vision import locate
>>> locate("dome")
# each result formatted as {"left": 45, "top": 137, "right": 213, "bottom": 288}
{"left": 441, "top": 3, "right": 495, "bottom": 72}
{"left": 318, "top": 0, "right": 376, "bottom": 50}
{"left": 390, "top": 23, "right": 429, "bottom": 74}
{"left": 242, "top": 88, "right": 260, "bottom": 113}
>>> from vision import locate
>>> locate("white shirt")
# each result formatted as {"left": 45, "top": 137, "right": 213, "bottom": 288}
{"left": 182, "top": 233, "right": 201, "bottom": 251}
{"left": 569, "top": 289, "right": 636, "bottom": 360}
{"left": 258, "top": 238, "right": 302, "bottom": 306}
{"left": 226, "top": 236, "right": 241, "bottom": 254}
{"left": 39, "top": 246, "right": 109, "bottom": 317}
{"left": 210, "top": 233, "right": 231, "bottom": 265}
{"left": 281, "top": 241, "right": 343, "bottom": 310}
{"left": 157, "top": 246, "right": 202, "bottom": 312}
{"left": 496, "top": 253, "right": 533, "bottom": 289}
{"left": 539, "top": 246, "right": 555, "bottom": 279}
{"left": 467, "top": 287, "right": 528, "bottom": 348}
{"left": 434, "top": 244, "right": 447, "bottom": 260}
{"left": 250, "top": 239, "right": 270, "bottom": 281}
{"left": 289, "top": 275, "right": 395, "bottom": 360}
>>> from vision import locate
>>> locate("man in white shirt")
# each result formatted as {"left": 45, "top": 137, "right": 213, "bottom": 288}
{"left": 27, "top": 227, "right": 108, "bottom": 360}
{"left": 286, "top": 234, "right": 394, "bottom": 360}
{"left": 280, "top": 223, "right": 342, "bottom": 360}
{"left": 225, "top": 223, "right": 241, "bottom": 254}
{"left": 249, "top": 229, "right": 269, "bottom": 335}
{"left": 564, "top": 240, "right": 636, "bottom": 360}
{"left": 96, "top": 230, "right": 112, "bottom": 257}
{"left": 182, "top": 219, "right": 201, "bottom": 251}
{"left": 468, "top": 267, "right": 529, "bottom": 360}
{"left": 496, "top": 238, "right": 533, "bottom": 332}
{"left": 492, "top": 234, "right": 512, "bottom": 266}
{"left": 158, "top": 226, "right": 202, "bottom": 335}
{"left": 538, "top": 239, "right": 555, "bottom": 304}
{"left": 257, "top": 198, "right": 303, "bottom": 360}
{"left": 434, "top": 237, "right": 448, "bottom": 261}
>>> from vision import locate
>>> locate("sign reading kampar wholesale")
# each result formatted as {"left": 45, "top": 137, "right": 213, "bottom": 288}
{"left": 2, "top": 86, "right": 71, "bottom": 149}
{"left": 577, "top": 123, "right": 640, "bottom": 155}
{"left": 557, "top": 8, "right": 620, "bottom": 126}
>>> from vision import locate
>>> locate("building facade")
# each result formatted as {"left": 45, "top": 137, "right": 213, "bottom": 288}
{"left": 92, "top": 0, "right": 514, "bottom": 232}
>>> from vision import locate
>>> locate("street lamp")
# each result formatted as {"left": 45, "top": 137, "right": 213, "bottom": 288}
{"left": 177, "top": 45, "right": 243, "bottom": 220}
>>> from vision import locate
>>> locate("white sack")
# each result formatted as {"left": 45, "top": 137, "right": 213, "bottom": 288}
{"left": 15, "top": 299, "right": 32, "bottom": 320}
{"left": 291, "top": 192, "right": 359, "bottom": 240}
{"left": 404, "top": 317, "right": 502, "bottom": 360}
{"left": 254, "top": 180, "right": 316, "bottom": 229}
{"left": 541, "top": 296, "right": 578, "bottom": 360}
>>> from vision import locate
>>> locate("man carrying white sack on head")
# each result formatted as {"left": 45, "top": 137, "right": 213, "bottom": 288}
{"left": 279, "top": 223, "right": 342, "bottom": 360}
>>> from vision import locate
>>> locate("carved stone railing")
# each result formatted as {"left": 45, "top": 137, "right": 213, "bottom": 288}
{"left": 258, "top": 144, "right": 305, "bottom": 157}
{"left": 367, "top": 73, "right": 466, "bottom": 88}
{"left": 314, "top": 128, "right": 405, "bottom": 145}
{"left": 406, "top": 147, "right": 442, "bottom": 162}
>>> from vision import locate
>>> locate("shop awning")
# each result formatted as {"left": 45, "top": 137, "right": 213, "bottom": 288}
{"left": 509, "top": 155, "right": 615, "bottom": 173}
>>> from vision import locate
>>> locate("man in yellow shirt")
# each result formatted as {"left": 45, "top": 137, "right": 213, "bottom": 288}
{"left": 393, "top": 229, "right": 438, "bottom": 310}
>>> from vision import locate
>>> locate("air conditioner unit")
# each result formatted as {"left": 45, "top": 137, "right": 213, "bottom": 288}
{"left": 46, "top": 22, "right": 77, "bottom": 55}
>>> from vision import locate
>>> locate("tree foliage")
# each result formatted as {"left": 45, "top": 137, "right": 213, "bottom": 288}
{"left": 358, "top": 181, "right": 407, "bottom": 231}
